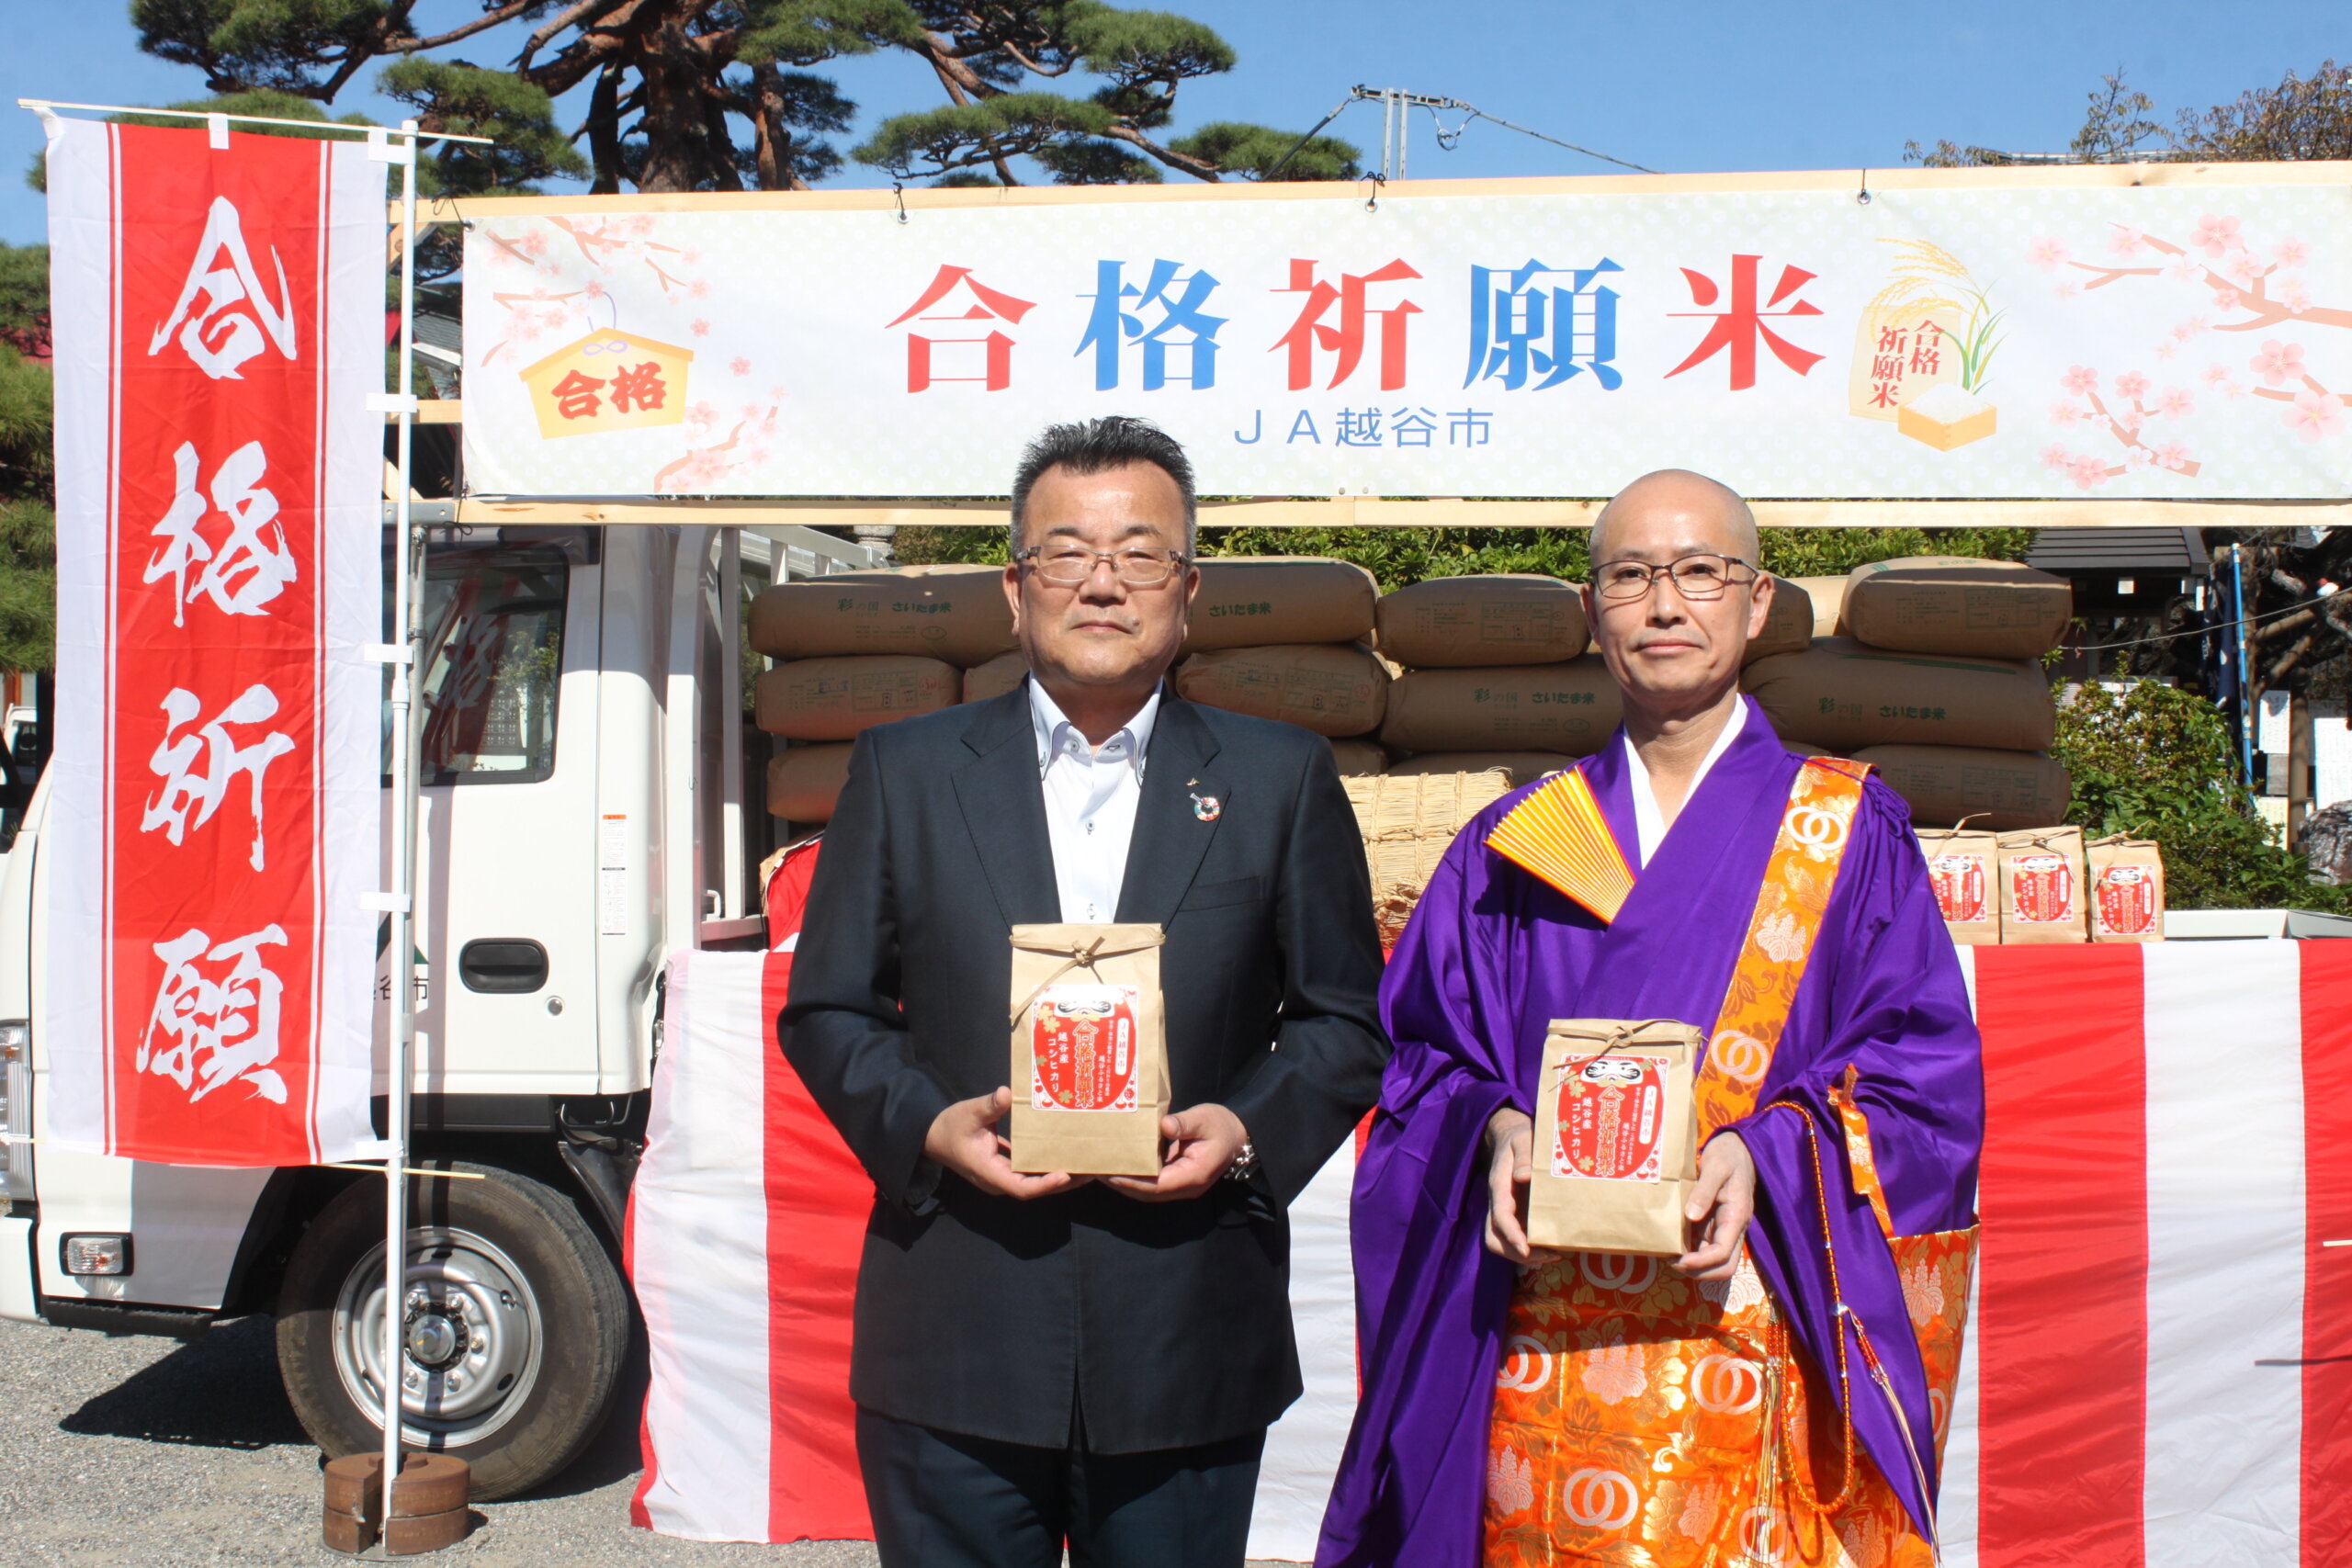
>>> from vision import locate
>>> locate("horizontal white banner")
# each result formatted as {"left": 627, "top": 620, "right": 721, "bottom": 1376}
{"left": 460, "top": 179, "right": 2352, "bottom": 500}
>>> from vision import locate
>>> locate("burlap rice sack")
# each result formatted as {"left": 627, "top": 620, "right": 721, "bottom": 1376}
{"left": 1741, "top": 639, "right": 2054, "bottom": 753}
{"left": 750, "top": 563, "right": 1016, "bottom": 668}
{"left": 1174, "top": 644, "right": 1390, "bottom": 737}
{"left": 959, "top": 649, "right": 1028, "bottom": 705}
{"left": 754, "top": 656, "right": 961, "bottom": 740}
{"left": 1850, "top": 744, "right": 2072, "bottom": 833}
{"left": 765, "top": 743, "right": 854, "bottom": 822}
{"left": 1380, "top": 658, "right": 1623, "bottom": 755}
{"left": 1374, "top": 574, "right": 1588, "bottom": 667}
{"left": 1842, "top": 557, "right": 2072, "bottom": 660}
{"left": 1183, "top": 557, "right": 1378, "bottom": 653}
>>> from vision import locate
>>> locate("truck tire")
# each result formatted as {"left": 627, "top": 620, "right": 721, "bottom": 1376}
{"left": 275, "top": 1160, "right": 630, "bottom": 1501}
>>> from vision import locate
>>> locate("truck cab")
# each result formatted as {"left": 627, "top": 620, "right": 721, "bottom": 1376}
{"left": 0, "top": 519, "right": 875, "bottom": 1497}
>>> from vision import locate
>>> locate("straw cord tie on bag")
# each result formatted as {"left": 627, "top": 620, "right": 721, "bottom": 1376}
{"left": 1007, "top": 934, "right": 1162, "bottom": 1029}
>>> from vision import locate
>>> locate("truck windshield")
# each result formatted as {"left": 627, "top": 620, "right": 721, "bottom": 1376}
{"left": 397, "top": 543, "right": 569, "bottom": 785}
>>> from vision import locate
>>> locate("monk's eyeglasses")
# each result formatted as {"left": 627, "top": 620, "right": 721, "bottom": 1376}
{"left": 1015, "top": 545, "right": 1190, "bottom": 587}
{"left": 1590, "top": 553, "right": 1760, "bottom": 602}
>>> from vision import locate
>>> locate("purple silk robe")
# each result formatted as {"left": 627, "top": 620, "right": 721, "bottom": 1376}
{"left": 1316, "top": 700, "right": 1984, "bottom": 1568}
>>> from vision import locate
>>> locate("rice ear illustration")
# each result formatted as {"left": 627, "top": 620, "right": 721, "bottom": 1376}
{"left": 1849, "top": 239, "right": 2000, "bottom": 449}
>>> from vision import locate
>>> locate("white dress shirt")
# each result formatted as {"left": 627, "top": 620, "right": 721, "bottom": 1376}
{"left": 1622, "top": 698, "right": 1748, "bottom": 869}
{"left": 1030, "top": 679, "right": 1159, "bottom": 924}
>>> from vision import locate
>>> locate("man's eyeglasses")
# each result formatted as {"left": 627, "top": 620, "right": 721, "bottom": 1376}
{"left": 1590, "top": 553, "right": 1761, "bottom": 602}
{"left": 1015, "top": 546, "right": 1191, "bottom": 587}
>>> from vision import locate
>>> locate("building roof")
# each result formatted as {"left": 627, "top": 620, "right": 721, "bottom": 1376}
{"left": 2025, "top": 526, "right": 2210, "bottom": 575}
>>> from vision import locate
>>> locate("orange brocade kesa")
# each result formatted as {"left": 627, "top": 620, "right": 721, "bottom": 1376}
{"left": 1485, "top": 1233, "right": 1974, "bottom": 1568}
{"left": 1485, "top": 758, "right": 1977, "bottom": 1566}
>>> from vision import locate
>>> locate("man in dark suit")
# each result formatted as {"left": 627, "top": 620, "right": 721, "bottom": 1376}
{"left": 782, "top": 415, "right": 1388, "bottom": 1568}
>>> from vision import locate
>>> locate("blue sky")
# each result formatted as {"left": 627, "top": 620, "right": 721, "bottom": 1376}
{"left": 2, "top": 1, "right": 2345, "bottom": 244}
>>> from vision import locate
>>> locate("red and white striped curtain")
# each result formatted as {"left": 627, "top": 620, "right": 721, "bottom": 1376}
{"left": 631, "top": 941, "right": 2352, "bottom": 1565}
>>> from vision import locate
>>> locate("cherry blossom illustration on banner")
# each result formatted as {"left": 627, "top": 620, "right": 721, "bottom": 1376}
{"left": 474, "top": 212, "right": 782, "bottom": 490}
{"left": 2033, "top": 211, "right": 2344, "bottom": 487}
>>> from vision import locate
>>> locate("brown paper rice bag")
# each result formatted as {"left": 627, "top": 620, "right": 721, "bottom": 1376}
{"left": 1916, "top": 821, "right": 2000, "bottom": 944}
{"left": 2087, "top": 834, "right": 2165, "bottom": 942}
{"left": 1008, "top": 924, "right": 1169, "bottom": 1178}
{"left": 1527, "top": 1019, "right": 1702, "bottom": 1258}
{"left": 1996, "top": 826, "right": 2088, "bottom": 945}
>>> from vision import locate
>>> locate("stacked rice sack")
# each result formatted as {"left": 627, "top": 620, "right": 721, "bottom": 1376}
{"left": 749, "top": 564, "right": 1015, "bottom": 823}
{"left": 1736, "top": 556, "right": 2111, "bottom": 944}
{"left": 1740, "top": 558, "right": 2075, "bottom": 834}
{"left": 1170, "top": 558, "right": 1393, "bottom": 775}
{"left": 1371, "top": 574, "right": 1598, "bottom": 786}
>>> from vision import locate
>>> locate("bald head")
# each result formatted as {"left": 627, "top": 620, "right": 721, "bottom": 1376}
{"left": 1591, "top": 469, "right": 1758, "bottom": 568}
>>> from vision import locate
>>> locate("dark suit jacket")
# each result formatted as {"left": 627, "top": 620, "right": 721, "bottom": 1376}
{"left": 780, "top": 681, "right": 1388, "bottom": 1452}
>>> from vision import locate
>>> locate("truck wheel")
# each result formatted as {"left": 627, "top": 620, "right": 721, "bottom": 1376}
{"left": 275, "top": 1160, "right": 630, "bottom": 1501}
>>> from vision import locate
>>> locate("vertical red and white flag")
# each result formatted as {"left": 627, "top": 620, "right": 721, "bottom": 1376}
{"left": 42, "top": 116, "right": 384, "bottom": 1166}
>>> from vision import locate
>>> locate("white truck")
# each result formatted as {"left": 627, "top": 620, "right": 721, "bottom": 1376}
{"left": 0, "top": 518, "right": 877, "bottom": 1497}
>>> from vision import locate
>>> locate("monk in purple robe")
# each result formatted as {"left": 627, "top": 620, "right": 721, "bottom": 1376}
{"left": 1317, "top": 471, "right": 1984, "bottom": 1568}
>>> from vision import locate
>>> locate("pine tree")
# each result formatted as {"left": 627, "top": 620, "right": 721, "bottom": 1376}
{"left": 0, "top": 244, "right": 52, "bottom": 672}
{"left": 129, "top": 1, "right": 1358, "bottom": 193}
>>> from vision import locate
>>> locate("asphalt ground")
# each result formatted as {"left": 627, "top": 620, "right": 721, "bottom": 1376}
{"left": 0, "top": 1312, "right": 875, "bottom": 1567}
{"left": 0, "top": 1314, "right": 1296, "bottom": 1567}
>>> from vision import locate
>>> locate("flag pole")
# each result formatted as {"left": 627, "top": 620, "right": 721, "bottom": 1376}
{"left": 381, "top": 114, "right": 423, "bottom": 1526}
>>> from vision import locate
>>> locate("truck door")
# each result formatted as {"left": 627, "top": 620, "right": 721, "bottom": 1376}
{"left": 406, "top": 532, "right": 602, "bottom": 1099}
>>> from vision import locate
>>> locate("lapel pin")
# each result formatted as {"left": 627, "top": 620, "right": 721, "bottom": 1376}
{"left": 1191, "top": 792, "right": 1222, "bottom": 823}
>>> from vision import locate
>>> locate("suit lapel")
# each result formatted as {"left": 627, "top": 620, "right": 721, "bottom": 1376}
{"left": 951, "top": 685, "right": 1060, "bottom": 927}
{"left": 1114, "top": 692, "right": 1227, "bottom": 927}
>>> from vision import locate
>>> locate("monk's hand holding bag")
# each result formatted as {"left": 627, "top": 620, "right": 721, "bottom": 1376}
{"left": 1526, "top": 1019, "right": 1703, "bottom": 1258}
{"left": 1008, "top": 923, "right": 1170, "bottom": 1179}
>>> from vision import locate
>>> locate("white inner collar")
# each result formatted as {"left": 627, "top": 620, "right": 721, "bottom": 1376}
{"left": 1622, "top": 699, "right": 1748, "bottom": 869}
{"left": 1028, "top": 678, "right": 1159, "bottom": 779}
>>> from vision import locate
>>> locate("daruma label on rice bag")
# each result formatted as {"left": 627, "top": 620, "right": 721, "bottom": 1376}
{"left": 1009, "top": 924, "right": 1168, "bottom": 1177}
{"left": 1028, "top": 985, "right": 1141, "bottom": 1112}
{"left": 1915, "top": 825, "right": 1999, "bottom": 944}
{"left": 1527, "top": 1019, "right": 1702, "bottom": 1258}
{"left": 1996, "top": 826, "right": 2086, "bottom": 944}
{"left": 1552, "top": 1054, "right": 1671, "bottom": 1182}
{"left": 2087, "top": 834, "right": 2165, "bottom": 942}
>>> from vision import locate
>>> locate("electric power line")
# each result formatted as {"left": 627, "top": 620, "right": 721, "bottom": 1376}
{"left": 2069, "top": 592, "right": 2334, "bottom": 654}
{"left": 1265, "top": 86, "right": 1655, "bottom": 180}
